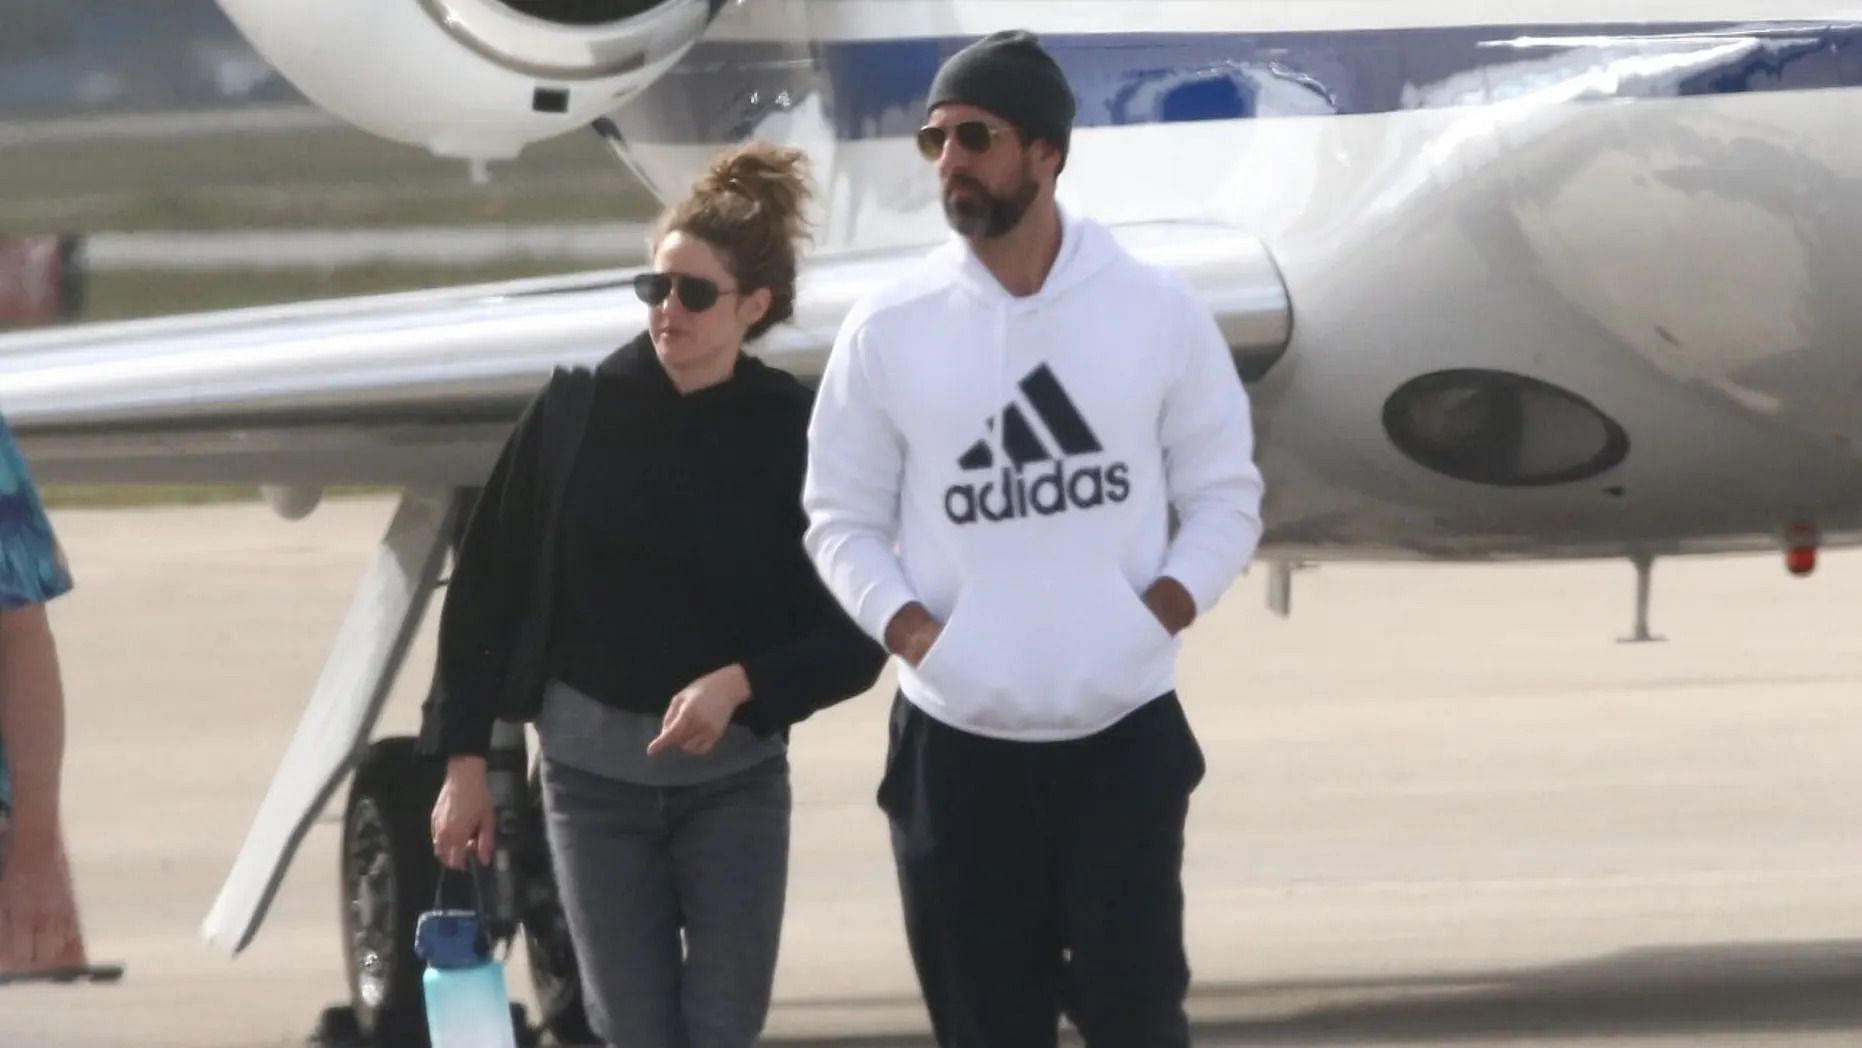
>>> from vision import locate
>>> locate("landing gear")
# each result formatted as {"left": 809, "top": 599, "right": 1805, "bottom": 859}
{"left": 340, "top": 737, "right": 447, "bottom": 1045}
{"left": 207, "top": 485, "right": 594, "bottom": 1044}
{"left": 1265, "top": 560, "right": 1314, "bottom": 618}
{"left": 335, "top": 737, "right": 591, "bottom": 1046}
{"left": 1619, "top": 553, "right": 1665, "bottom": 644}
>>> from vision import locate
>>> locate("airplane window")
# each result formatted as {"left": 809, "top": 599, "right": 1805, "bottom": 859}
{"left": 497, "top": 0, "right": 671, "bottom": 26}
{"left": 1382, "top": 370, "right": 1629, "bottom": 487}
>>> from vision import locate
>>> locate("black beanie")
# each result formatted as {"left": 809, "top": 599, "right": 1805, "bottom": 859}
{"left": 927, "top": 30, "right": 1076, "bottom": 162}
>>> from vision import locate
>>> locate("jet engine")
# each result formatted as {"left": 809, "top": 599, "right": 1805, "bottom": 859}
{"left": 215, "top": 0, "right": 723, "bottom": 161}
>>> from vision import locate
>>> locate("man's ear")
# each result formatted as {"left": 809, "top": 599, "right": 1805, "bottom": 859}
{"left": 1028, "top": 138, "right": 1063, "bottom": 180}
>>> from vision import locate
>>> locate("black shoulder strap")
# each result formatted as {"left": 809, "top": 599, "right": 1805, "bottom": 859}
{"left": 498, "top": 366, "right": 596, "bottom": 721}
{"left": 537, "top": 365, "right": 596, "bottom": 544}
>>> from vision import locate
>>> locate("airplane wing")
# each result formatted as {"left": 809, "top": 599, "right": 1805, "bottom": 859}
{"left": 0, "top": 222, "right": 1289, "bottom": 489}
{"left": 0, "top": 222, "right": 1287, "bottom": 954}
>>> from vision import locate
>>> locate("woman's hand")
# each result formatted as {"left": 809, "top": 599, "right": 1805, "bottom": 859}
{"left": 648, "top": 665, "right": 752, "bottom": 757}
{"left": 430, "top": 756, "right": 495, "bottom": 871}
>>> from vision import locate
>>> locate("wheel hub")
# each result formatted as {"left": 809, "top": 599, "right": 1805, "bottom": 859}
{"left": 345, "top": 799, "right": 399, "bottom": 1010}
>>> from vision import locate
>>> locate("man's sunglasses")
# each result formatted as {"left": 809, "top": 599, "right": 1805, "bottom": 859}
{"left": 633, "top": 272, "right": 740, "bottom": 312}
{"left": 916, "top": 120, "right": 1014, "bottom": 161}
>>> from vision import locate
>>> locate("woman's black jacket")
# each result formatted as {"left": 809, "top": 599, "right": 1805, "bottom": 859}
{"left": 416, "top": 334, "right": 886, "bottom": 758}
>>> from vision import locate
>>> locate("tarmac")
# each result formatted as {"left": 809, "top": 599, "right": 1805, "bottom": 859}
{"left": 2, "top": 495, "right": 1858, "bottom": 1047}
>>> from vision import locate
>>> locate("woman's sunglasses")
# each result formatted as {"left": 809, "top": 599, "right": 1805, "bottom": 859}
{"left": 915, "top": 120, "right": 1014, "bottom": 161}
{"left": 633, "top": 272, "right": 739, "bottom": 313}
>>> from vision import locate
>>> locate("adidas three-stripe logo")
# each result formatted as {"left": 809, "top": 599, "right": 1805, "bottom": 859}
{"left": 945, "top": 364, "right": 1131, "bottom": 526}
{"left": 958, "top": 364, "right": 1103, "bottom": 470}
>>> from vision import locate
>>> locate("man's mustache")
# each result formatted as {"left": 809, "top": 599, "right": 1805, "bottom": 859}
{"left": 944, "top": 175, "right": 986, "bottom": 197}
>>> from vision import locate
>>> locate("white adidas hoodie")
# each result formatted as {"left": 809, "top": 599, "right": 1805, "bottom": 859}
{"left": 803, "top": 208, "right": 1264, "bottom": 742}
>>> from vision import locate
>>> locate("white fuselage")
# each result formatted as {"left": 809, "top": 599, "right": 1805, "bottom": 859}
{"left": 608, "top": 0, "right": 1862, "bottom": 558}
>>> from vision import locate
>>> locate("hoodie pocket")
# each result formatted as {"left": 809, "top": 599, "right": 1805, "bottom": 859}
{"left": 909, "top": 565, "right": 1177, "bottom": 738}
{"left": 909, "top": 590, "right": 983, "bottom": 702}
{"left": 1097, "top": 569, "right": 1177, "bottom": 692}
{"left": 1110, "top": 571, "right": 1173, "bottom": 645}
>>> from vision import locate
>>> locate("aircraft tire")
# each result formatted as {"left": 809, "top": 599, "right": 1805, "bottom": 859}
{"left": 340, "top": 736, "right": 445, "bottom": 1047}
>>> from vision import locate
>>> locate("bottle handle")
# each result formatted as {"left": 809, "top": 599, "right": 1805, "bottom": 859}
{"left": 432, "top": 853, "right": 488, "bottom": 917}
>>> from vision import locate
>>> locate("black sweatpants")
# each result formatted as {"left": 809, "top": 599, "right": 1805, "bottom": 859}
{"left": 877, "top": 691, "right": 1206, "bottom": 1048}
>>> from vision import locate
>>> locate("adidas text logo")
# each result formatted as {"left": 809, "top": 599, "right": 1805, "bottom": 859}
{"left": 945, "top": 363, "right": 1130, "bottom": 526}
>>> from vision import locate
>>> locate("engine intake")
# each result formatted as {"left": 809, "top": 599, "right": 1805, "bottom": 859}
{"left": 216, "top": 0, "right": 715, "bottom": 161}
{"left": 496, "top": 0, "right": 684, "bottom": 26}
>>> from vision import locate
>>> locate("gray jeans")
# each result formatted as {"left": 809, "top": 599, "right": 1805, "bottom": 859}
{"left": 540, "top": 755, "right": 791, "bottom": 1048}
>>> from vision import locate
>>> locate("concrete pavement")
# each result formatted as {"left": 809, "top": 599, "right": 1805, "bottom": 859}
{"left": 3, "top": 496, "right": 1857, "bottom": 1046}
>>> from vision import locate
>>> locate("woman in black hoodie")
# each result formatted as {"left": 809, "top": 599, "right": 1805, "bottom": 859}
{"left": 421, "top": 143, "right": 885, "bottom": 1048}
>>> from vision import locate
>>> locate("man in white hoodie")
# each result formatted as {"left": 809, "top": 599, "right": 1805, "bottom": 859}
{"left": 804, "top": 30, "right": 1264, "bottom": 1048}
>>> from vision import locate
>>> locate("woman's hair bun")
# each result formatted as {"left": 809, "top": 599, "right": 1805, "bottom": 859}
{"left": 694, "top": 143, "right": 812, "bottom": 246}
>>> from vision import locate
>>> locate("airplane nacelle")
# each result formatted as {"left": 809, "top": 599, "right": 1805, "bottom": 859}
{"left": 213, "top": 0, "right": 720, "bottom": 162}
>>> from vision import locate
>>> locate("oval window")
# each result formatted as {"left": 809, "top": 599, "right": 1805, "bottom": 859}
{"left": 1382, "top": 370, "right": 1629, "bottom": 486}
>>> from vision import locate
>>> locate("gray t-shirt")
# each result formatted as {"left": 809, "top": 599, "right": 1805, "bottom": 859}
{"left": 536, "top": 678, "right": 785, "bottom": 787}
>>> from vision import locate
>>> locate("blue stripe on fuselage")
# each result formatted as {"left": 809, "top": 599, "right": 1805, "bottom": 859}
{"left": 639, "top": 21, "right": 1862, "bottom": 143}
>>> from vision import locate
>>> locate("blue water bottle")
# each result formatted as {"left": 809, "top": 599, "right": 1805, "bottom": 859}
{"left": 415, "top": 862, "right": 518, "bottom": 1048}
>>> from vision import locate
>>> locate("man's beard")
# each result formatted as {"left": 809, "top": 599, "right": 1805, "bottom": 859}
{"left": 942, "top": 172, "right": 1038, "bottom": 240}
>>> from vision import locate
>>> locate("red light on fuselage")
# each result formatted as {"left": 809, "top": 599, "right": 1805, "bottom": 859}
{"left": 1787, "top": 545, "right": 1818, "bottom": 577}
